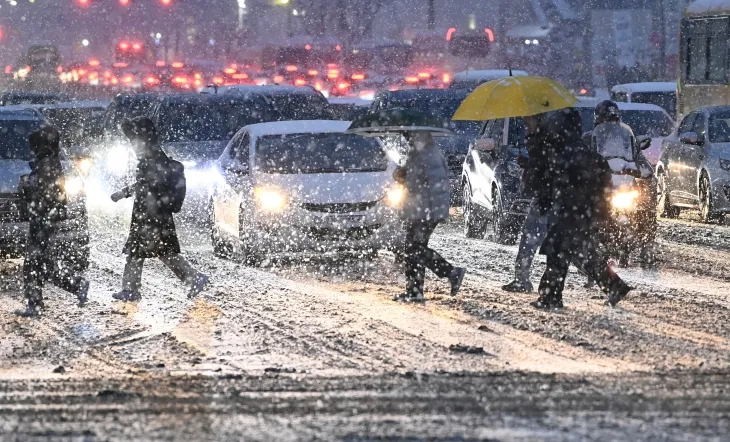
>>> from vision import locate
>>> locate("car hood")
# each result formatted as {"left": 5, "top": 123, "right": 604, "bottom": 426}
{"left": 162, "top": 140, "right": 229, "bottom": 164}
{"left": 0, "top": 160, "right": 32, "bottom": 193}
{"left": 254, "top": 169, "right": 394, "bottom": 204}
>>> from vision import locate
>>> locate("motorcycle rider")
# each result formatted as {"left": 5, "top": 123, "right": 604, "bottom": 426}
{"left": 585, "top": 100, "right": 657, "bottom": 267}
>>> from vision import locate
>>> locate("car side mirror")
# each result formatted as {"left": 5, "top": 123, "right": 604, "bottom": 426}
{"left": 474, "top": 138, "right": 496, "bottom": 152}
{"left": 636, "top": 135, "right": 652, "bottom": 151}
{"left": 679, "top": 132, "right": 703, "bottom": 146}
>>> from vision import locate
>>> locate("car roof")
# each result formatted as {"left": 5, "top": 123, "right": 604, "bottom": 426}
{"left": 0, "top": 107, "right": 45, "bottom": 120}
{"left": 576, "top": 98, "right": 668, "bottom": 111}
{"left": 201, "top": 85, "right": 321, "bottom": 97}
{"left": 328, "top": 97, "right": 372, "bottom": 107}
{"left": 452, "top": 69, "right": 529, "bottom": 82}
{"left": 381, "top": 88, "right": 470, "bottom": 100}
{"left": 22, "top": 100, "right": 110, "bottom": 110}
{"left": 697, "top": 105, "right": 730, "bottom": 114}
{"left": 244, "top": 120, "right": 352, "bottom": 138}
{"left": 611, "top": 82, "right": 677, "bottom": 94}
{"left": 158, "top": 93, "right": 263, "bottom": 104}
{"left": 685, "top": 0, "right": 730, "bottom": 17}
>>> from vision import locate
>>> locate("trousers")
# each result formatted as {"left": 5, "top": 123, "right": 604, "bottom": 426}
{"left": 24, "top": 235, "right": 84, "bottom": 301}
{"left": 514, "top": 199, "right": 551, "bottom": 284}
{"left": 405, "top": 220, "right": 454, "bottom": 296}
{"left": 122, "top": 254, "right": 199, "bottom": 293}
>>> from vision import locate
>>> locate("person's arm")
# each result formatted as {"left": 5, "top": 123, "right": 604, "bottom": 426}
{"left": 111, "top": 182, "right": 138, "bottom": 202}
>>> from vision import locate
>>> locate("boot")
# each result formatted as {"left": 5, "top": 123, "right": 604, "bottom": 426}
{"left": 15, "top": 298, "right": 44, "bottom": 318}
{"left": 503, "top": 280, "right": 533, "bottom": 293}
{"left": 606, "top": 280, "right": 633, "bottom": 307}
{"left": 449, "top": 268, "right": 467, "bottom": 296}
{"left": 187, "top": 274, "right": 210, "bottom": 299}
{"left": 113, "top": 290, "right": 141, "bottom": 302}
{"left": 77, "top": 279, "right": 90, "bottom": 307}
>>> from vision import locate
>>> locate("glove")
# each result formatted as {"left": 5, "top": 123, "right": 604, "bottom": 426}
{"left": 111, "top": 191, "right": 125, "bottom": 202}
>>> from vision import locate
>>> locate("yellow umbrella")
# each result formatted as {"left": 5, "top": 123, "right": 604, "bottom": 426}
{"left": 452, "top": 75, "right": 578, "bottom": 121}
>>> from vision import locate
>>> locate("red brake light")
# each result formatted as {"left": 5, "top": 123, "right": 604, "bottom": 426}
{"left": 77, "top": 69, "right": 87, "bottom": 76}
{"left": 335, "top": 45, "right": 342, "bottom": 51}
{"left": 132, "top": 43, "right": 142, "bottom": 51}
{"left": 173, "top": 76, "right": 188, "bottom": 85}
{"left": 307, "top": 69, "right": 318, "bottom": 76}
{"left": 89, "top": 59, "right": 100, "bottom": 67}
{"left": 314, "top": 81, "right": 323, "bottom": 91}
{"left": 112, "top": 62, "right": 128, "bottom": 68}
{"left": 122, "top": 75, "right": 134, "bottom": 84}
{"left": 418, "top": 72, "right": 431, "bottom": 79}
{"left": 171, "top": 61, "right": 184, "bottom": 68}
{"left": 224, "top": 68, "right": 236, "bottom": 75}
{"left": 119, "top": 42, "right": 129, "bottom": 50}
{"left": 305, "top": 44, "right": 312, "bottom": 50}
{"left": 446, "top": 27, "right": 457, "bottom": 41}
{"left": 580, "top": 88, "right": 588, "bottom": 95}
{"left": 213, "top": 76, "right": 224, "bottom": 85}
{"left": 4, "top": 65, "right": 11, "bottom": 75}
{"left": 155, "top": 60, "right": 166, "bottom": 67}
{"left": 294, "top": 78, "right": 306, "bottom": 86}
{"left": 351, "top": 73, "right": 365, "bottom": 80}
{"left": 337, "top": 81, "right": 350, "bottom": 90}
{"left": 327, "top": 69, "right": 340, "bottom": 79}
{"left": 484, "top": 28, "right": 495, "bottom": 42}
{"left": 273, "top": 75, "right": 284, "bottom": 84}
{"left": 145, "top": 76, "right": 159, "bottom": 85}
{"left": 405, "top": 76, "right": 419, "bottom": 84}
{"left": 232, "top": 73, "right": 249, "bottom": 80}
{"left": 285, "top": 65, "right": 298, "bottom": 72}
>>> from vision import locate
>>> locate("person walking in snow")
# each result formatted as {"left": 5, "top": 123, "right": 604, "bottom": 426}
{"left": 393, "top": 131, "right": 466, "bottom": 303}
{"left": 16, "top": 126, "right": 90, "bottom": 317}
{"left": 111, "top": 117, "right": 209, "bottom": 301}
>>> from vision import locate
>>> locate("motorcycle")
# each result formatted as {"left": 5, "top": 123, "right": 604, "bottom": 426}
{"left": 606, "top": 137, "right": 657, "bottom": 267}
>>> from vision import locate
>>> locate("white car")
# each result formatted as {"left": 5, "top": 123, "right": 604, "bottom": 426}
{"left": 610, "top": 82, "right": 677, "bottom": 119}
{"left": 210, "top": 120, "right": 404, "bottom": 263}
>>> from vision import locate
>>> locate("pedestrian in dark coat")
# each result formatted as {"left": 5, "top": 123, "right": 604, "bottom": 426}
{"left": 15, "top": 126, "right": 89, "bottom": 317}
{"left": 111, "top": 117, "right": 209, "bottom": 301}
{"left": 393, "top": 131, "right": 466, "bottom": 303}
{"left": 533, "top": 108, "right": 633, "bottom": 309}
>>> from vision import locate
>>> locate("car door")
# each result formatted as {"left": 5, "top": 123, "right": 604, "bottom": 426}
{"left": 216, "top": 131, "right": 251, "bottom": 238}
{"left": 665, "top": 112, "right": 696, "bottom": 195}
{"left": 681, "top": 111, "right": 709, "bottom": 200}
{"left": 472, "top": 118, "right": 506, "bottom": 208}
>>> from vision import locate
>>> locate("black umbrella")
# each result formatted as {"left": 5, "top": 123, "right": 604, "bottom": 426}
{"left": 346, "top": 108, "right": 453, "bottom": 137}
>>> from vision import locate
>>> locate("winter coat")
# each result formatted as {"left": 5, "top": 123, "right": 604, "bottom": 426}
{"left": 538, "top": 110, "right": 613, "bottom": 260}
{"left": 122, "top": 143, "right": 185, "bottom": 258}
{"left": 19, "top": 155, "right": 68, "bottom": 245}
{"left": 400, "top": 134, "right": 451, "bottom": 223}
{"left": 585, "top": 122, "right": 653, "bottom": 178}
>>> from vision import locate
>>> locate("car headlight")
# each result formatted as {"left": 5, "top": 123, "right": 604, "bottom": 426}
{"left": 76, "top": 158, "right": 93, "bottom": 175}
{"left": 385, "top": 184, "right": 405, "bottom": 208}
{"left": 254, "top": 187, "right": 287, "bottom": 212}
{"left": 64, "top": 176, "right": 84, "bottom": 196}
{"left": 720, "top": 159, "right": 730, "bottom": 171}
{"left": 107, "top": 145, "right": 130, "bottom": 176}
{"left": 182, "top": 160, "right": 198, "bottom": 168}
{"left": 611, "top": 189, "right": 639, "bottom": 211}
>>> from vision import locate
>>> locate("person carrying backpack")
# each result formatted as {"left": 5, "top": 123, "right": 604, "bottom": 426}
{"left": 110, "top": 117, "right": 209, "bottom": 301}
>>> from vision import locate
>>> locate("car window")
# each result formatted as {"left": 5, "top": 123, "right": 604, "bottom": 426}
{"left": 488, "top": 119, "right": 504, "bottom": 143}
{"left": 709, "top": 112, "right": 730, "bottom": 143}
{"left": 236, "top": 133, "right": 250, "bottom": 161}
{"left": 228, "top": 131, "right": 245, "bottom": 159}
{"left": 692, "top": 113, "right": 707, "bottom": 141}
{"left": 678, "top": 113, "right": 697, "bottom": 135}
{"left": 612, "top": 91, "right": 629, "bottom": 102}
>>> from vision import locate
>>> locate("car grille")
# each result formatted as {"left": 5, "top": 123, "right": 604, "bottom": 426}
{"left": 0, "top": 194, "right": 22, "bottom": 223}
{"left": 301, "top": 201, "right": 378, "bottom": 213}
{"left": 303, "top": 224, "right": 381, "bottom": 241}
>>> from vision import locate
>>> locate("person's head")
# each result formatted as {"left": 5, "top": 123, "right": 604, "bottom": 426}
{"left": 122, "top": 116, "right": 158, "bottom": 158}
{"left": 542, "top": 108, "right": 583, "bottom": 146}
{"left": 29, "top": 126, "right": 60, "bottom": 161}
{"left": 595, "top": 100, "right": 620, "bottom": 126}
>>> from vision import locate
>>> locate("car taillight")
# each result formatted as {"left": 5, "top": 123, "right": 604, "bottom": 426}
{"left": 224, "top": 67, "right": 236, "bottom": 75}
{"left": 232, "top": 73, "right": 249, "bottom": 80}
{"left": 273, "top": 75, "right": 284, "bottom": 83}
{"left": 337, "top": 81, "right": 350, "bottom": 90}
{"left": 351, "top": 73, "right": 365, "bottom": 80}
{"left": 327, "top": 69, "right": 339, "bottom": 79}
{"left": 308, "top": 69, "right": 319, "bottom": 76}
{"left": 173, "top": 76, "right": 189, "bottom": 85}
{"left": 294, "top": 78, "right": 307, "bottom": 86}
{"left": 155, "top": 60, "right": 166, "bottom": 67}
{"left": 213, "top": 76, "right": 224, "bottom": 85}
{"left": 122, "top": 75, "right": 134, "bottom": 84}
{"left": 405, "top": 76, "right": 419, "bottom": 84}
{"left": 285, "top": 65, "right": 298, "bottom": 72}
{"left": 171, "top": 61, "right": 184, "bottom": 68}
{"left": 418, "top": 72, "right": 431, "bottom": 79}
{"left": 146, "top": 76, "right": 160, "bottom": 85}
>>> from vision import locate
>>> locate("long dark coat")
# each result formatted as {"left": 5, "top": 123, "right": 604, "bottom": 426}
{"left": 122, "top": 144, "right": 184, "bottom": 258}
{"left": 536, "top": 109, "right": 613, "bottom": 261}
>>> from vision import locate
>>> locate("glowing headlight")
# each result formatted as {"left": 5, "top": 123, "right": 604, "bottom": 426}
{"left": 611, "top": 189, "right": 639, "bottom": 211}
{"left": 182, "top": 160, "right": 198, "bottom": 168}
{"left": 76, "top": 158, "right": 93, "bottom": 175}
{"left": 254, "top": 187, "right": 287, "bottom": 212}
{"left": 64, "top": 177, "right": 84, "bottom": 196}
{"left": 107, "top": 145, "right": 130, "bottom": 176}
{"left": 385, "top": 185, "right": 405, "bottom": 207}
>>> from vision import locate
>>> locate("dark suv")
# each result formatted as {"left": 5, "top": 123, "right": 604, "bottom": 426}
{"left": 369, "top": 89, "right": 480, "bottom": 204}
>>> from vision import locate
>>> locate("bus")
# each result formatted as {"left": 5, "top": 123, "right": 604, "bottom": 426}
{"left": 678, "top": 0, "right": 730, "bottom": 117}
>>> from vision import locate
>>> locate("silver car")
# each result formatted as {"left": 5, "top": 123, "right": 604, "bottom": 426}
{"left": 657, "top": 105, "right": 730, "bottom": 223}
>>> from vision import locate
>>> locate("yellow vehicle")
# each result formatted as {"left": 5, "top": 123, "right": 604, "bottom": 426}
{"left": 678, "top": 0, "right": 730, "bottom": 116}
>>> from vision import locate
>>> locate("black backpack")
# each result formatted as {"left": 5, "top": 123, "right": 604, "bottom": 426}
{"left": 167, "top": 160, "right": 186, "bottom": 213}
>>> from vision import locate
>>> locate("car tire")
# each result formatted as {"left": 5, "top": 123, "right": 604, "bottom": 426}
{"left": 463, "top": 183, "right": 487, "bottom": 239}
{"left": 492, "top": 187, "right": 518, "bottom": 245}
{"left": 657, "top": 170, "right": 680, "bottom": 219}
{"left": 699, "top": 172, "right": 724, "bottom": 223}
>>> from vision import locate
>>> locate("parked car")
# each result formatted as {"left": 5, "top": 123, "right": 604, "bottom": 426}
{"left": 0, "top": 108, "right": 89, "bottom": 268}
{"left": 611, "top": 82, "right": 677, "bottom": 119}
{"left": 0, "top": 91, "right": 71, "bottom": 106}
{"left": 447, "top": 69, "right": 528, "bottom": 91}
{"left": 462, "top": 100, "right": 674, "bottom": 243}
{"left": 150, "top": 93, "right": 278, "bottom": 214}
{"left": 657, "top": 105, "right": 730, "bottom": 223}
{"left": 210, "top": 120, "right": 404, "bottom": 263}
{"left": 369, "top": 88, "right": 481, "bottom": 204}
{"left": 328, "top": 97, "right": 371, "bottom": 121}
{"left": 200, "top": 85, "right": 334, "bottom": 120}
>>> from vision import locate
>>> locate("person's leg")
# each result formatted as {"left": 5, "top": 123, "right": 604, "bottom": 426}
{"left": 505, "top": 201, "right": 549, "bottom": 292}
{"left": 121, "top": 255, "right": 145, "bottom": 294}
{"left": 535, "top": 251, "right": 569, "bottom": 308}
{"left": 402, "top": 222, "right": 427, "bottom": 299}
{"left": 21, "top": 241, "right": 46, "bottom": 310}
{"left": 577, "top": 240, "right": 633, "bottom": 306}
{"left": 159, "top": 254, "right": 210, "bottom": 298}
{"left": 420, "top": 221, "right": 454, "bottom": 279}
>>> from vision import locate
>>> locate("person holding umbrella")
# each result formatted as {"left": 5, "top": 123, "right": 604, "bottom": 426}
{"left": 348, "top": 109, "right": 466, "bottom": 303}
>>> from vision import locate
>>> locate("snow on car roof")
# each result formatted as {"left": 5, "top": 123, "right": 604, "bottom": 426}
{"left": 611, "top": 82, "right": 677, "bottom": 94}
{"left": 0, "top": 107, "right": 45, "bottom": 120}
{"left": 574, "top": 98, "right": 671, "bottom": 117}
{"left": 201, "top": 85, "right": 320, "bottom": 96}
{"left": 17, "top": 100, "right": 109, "bottom": 110}
{"left": 685, "top": 0, "right": 730, "bottom": 16}
{"left": 328, "top": 97, "right": 372, "bottom": 107}
{"left": 452, "top": 69, "right": 529, "bottom": 82}
{"left": 245, "top": 120, "right": 352, "bottom": 138}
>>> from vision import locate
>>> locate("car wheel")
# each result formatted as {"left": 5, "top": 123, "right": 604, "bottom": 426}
{"left": 463, "top": 183, "right": 487, "bottom": 239}
{"left": 699, "top": 172, "right": 723, "bottom": 223}
{"left": 491, "top": 187, "right": 518, "bottom": 245}
{"left": 657, "top": 170, "right": 680, "bottom": 219}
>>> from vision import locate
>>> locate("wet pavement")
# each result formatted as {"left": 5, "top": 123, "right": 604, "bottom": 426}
{"left": 2, "top": 209, "right": 730, "bottom": 440}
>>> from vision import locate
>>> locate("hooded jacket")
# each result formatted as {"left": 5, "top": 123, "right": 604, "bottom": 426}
{"left": 400, "top": 133, "right": 451, "bottom": 223}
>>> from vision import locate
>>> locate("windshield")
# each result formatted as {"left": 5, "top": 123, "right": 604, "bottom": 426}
{"left": 630, "top": 92, "right": 676, "bottom": 117}
{"left": 269, "top": 95, "right": 332, "bottom": 121}
{"left": 160, "top": 101, "right": 269, "bottom": 142}
{"left": 0, "top": 120, "right": 43, "bottom": 160}
{"left": 709, "top": 112, "right": 730, "bottom": 143}
{"left": 577, "top": 108, "right": 673, "bottom": 137}
{"left": 388, "top": 96, "right": 479, "bottom": 137}
{"left": 256, "top": 133, "right": 388, "bottom": 174}
{"left": 43, "top": 108, "right": 103, "bottom": 147}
